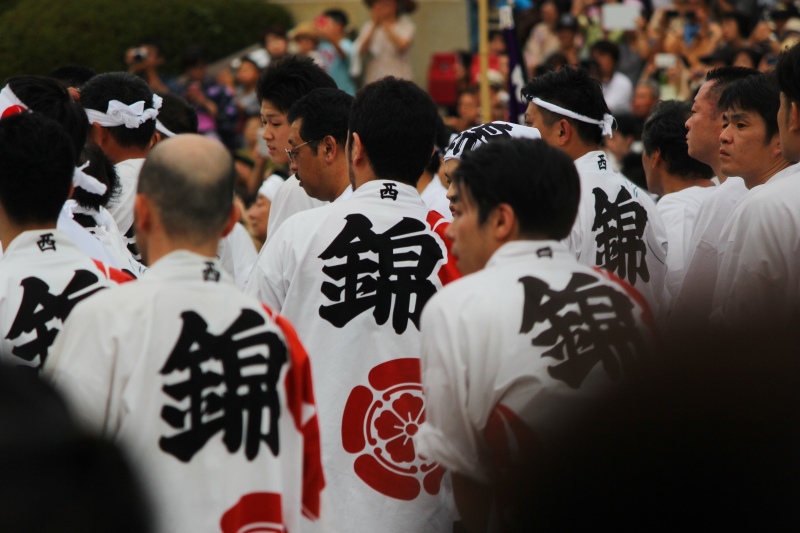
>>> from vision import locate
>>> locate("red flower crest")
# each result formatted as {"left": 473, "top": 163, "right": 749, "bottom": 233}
{"left": 342, "top": 358, "right": 445, "bottom": 501}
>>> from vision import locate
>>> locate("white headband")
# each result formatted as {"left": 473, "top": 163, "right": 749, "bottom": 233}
{"left": 155, "top": 120, "right": 177, "bottom": 138}
{"left": 73, "top": 161, "right": 108, "bottom": 195}
{"left": 530, "top": 97, "right": 615, "bottom": 138}
{"left": 258, "top": 174, "right": 285, "bottom": 202}
{"left": 444, "top": 121, "right": 542, "bottom": 161}
{"left": 0, "top": 85, "right": 28, "bottom": 119}
{"left": 85, "top": 94, "right": 162, "bottom": 129}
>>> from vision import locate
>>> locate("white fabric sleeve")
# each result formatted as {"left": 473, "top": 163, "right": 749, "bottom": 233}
{"left": 244, "top": 223, "right": 290, "bottom": 313}
{"left": 415, "top": 295, "right": 491, "bottom": 484}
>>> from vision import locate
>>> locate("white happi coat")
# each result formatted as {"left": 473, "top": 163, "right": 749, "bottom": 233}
{"left": 416, "top": 241, "right": 654, "bottom": 485}
{"left": 667, "top": 176, "right": 747, "bottom": 330}
{"left": 568, "top": 151, "right": 668, "bottom": 315}
{"left": 656, "top": 185, "right": 715, "bottom": 317}
{"left": 0, "top": 229, "right": 130, "bottom": 370}
{"left": 711, "top": 163, "right": 800, "bottom": 326}
{"left": 217, "top": 222, "right": 258, "bottom": 290}
{"left": 420, "top": 175, "right": 453, "bottom": 221}
{"left": 265, "top": 175, "right": 325, "bottom": 244}
{"left": 45, "top": 251, "right": 324, "bottom": 533}
{"left": 246, "top": 180, "right": 460, "bottom": 532}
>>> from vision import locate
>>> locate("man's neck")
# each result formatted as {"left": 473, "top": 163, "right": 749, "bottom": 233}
{"left": 744, "top": 158, "right": 792, "bottom": 189}
{"left": 662, "top": 173, "right": 715, "bottom": 195}
{"left": 143, "top": 236, "right": 219, "bottom": 267}
{"left": 417, "top": 171, "right": 433, "bottom": 194}
{"left": 105, "top": 144, "right": 149, "bottom": 166}
{"left": 0, "top": 220, "right": 57, "bottom": 251}
{"left": 569, "top": 143, "right": 602, "bottom": 162}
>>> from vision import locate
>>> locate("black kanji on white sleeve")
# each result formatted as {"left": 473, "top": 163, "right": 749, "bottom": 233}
{"left": 518, "top": 273, "right": 646, "bottom": 389}
{"left": 318, "top": 214, "right": 443, "bottom": 334}
{"left": 591, "top": 186, "right": 649, "bottom": 284}
{"left": 159, "top": 308, "right": 287, "bottom": 462}
{"left": 446, "top": 122, "right": 515, "bottom": 159}
{"left": 5, "top": 270, "right": 105, "bottom": 368}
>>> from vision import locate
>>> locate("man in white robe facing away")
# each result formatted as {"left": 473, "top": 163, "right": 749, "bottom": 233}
{"left": 416, "top": 138, "right": 654, "bottom": 532}
{"left": 710, "top": 69, "right": 800, "bottom": 325}
{"left": 247, "top": 77, "right": 460, "bottom": 532}
{"left": 0, "top": 113, "right": 131, "bottom": 372}
{"left": 639, "top": 100, "right": 715, "bottom": 319}
{"left": 45, "top": 135, "right": 324, "bottom": 533}
{"left": 522, "top": 67, "right": 668, "bottom": 315}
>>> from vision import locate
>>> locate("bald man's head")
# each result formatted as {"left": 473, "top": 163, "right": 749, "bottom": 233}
{"left": 138, "top": 134, "right": 234, "bottom": 244}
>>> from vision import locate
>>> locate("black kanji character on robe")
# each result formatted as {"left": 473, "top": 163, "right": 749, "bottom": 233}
{"left": 5, "top": 270, "right": 105, "bottom": 368}
{"left": 36, "top": 233, "right": 56, "bottom": 252}
{"left": 591, "top": 186, "right": 649, "bottom": 284}
{"left": 203, "top": 261, "right": 220, "bottom": 282}
{"left": 446, "top": 122, "right": 515, "bottom": 158}
{"left": 318, "top": 213, "right": 443, "bottom": 334}
{"left": 380, "top": 183, "right": 399, "bottom": 201}
{"left": 597, "top": 153, "right": 607, "bottom": 170}
{"left": 536, "top": 247, "right": 553, "bottom": 259}
{"left": 518, "top": 273, "right": 646, "bottom": 389}
{"left": 159, "top": 309, "right": 287, "bottom": 462}
{"left": 124, "top": 226, "right": 141, "bottom": 261}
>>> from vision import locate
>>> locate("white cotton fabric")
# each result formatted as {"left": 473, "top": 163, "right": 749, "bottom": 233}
{"left": 567, "top": 151, "right": 668, "bottom": 316}
{"left": 602, "top": 71, "right": 633, "bottom": 115}
{"left": 416, "top": 241, "right": 654, "bottom": 484}
{"left": 265, "top": 175, "right": 326, "bottom": 244}
{"left": 84, "top": 95, "right": 161, "bottom": 129}
{"left": 0, "top": 84, "right": 27, "bottom": 117}
{"left": 72, "top": 161, "right": 107, "bottom": 195}
{"left": 217, "top": 222, "right": 257, "bottom": 290}
{"left": 57, "top": 207, "right": 120, "bottom": 268}
{"left": 246, "top": 180, "right": 457, "bottom": 532}
{"left": 0, "top": 230, "right": 124, "bottom": 369}
{"left": 656, "top": 185, "right": 715, "bottom": 319}
{"left": 667, "top": 176, "right": 747, "bottom": 331}
{"left": 258, "top": 173, "right": 286, "bottom": 202}
{"left": 710, "top": 163, "right": 800, "bottom": 326}
{"left": 353, "top": 15, "right": 416, "bottom": 84}
{"left": 44, "top": 251, "right": 324, "bottom": 533}
{"left": 421, "top": 175, "right": 452, "bottom": 221}
{"left": 62, "top": 200, "right": 146, "bottom": 278}
{"left": 107, "top": 157, "right": 145, "bottom": 238}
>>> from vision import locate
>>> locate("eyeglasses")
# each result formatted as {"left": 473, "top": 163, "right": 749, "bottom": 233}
{"left": 285, "top": 139, "right": 317, "bottom": 164}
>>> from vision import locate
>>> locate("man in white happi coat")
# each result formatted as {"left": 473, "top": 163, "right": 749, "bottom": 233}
{"left": 255, "top": 56, "right": 338, "bottom": 245}
{"left": 640, "top": 100, "right": 715, "bottom": 318}
{"left": 247, "top": 77, "right": 460, "bottom": 532}
{"left": 81, "top": 71, "right": 160, "bottom": 259}
{"left": 0, "top": 113, "right": 131, "bottom": 371}
{"left": 522, "top": 67, "right": 667, "bottom": 315}
{"left": 667, "top": 67, "right": 760, "bottom": 330}
{"left": 45, "top": 135, "right": 324, "bottom": 533}
{"left": 0, "top": 76, "right": 120, "bottom": 268}
{"left": 710, "top": 69, "right": 800, "bottom": 325}
{"left": 416, "top": 138, "right": 654, "bottom": 532}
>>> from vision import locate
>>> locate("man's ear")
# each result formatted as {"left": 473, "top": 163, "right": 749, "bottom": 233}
{"left": 322, "top": 135, "right": 337, "bottom": 163}
{"left": 790, "top": 101, "right": 800, "bottom": 133}
{"left": 650, "top": 149, "right": 663, "bottom": 168}
{"left": 557, "top": 119, "right": 571, "bottom": 147}
{"left": 89, "top": 122, "right": 109, "bottom": 148}
{"left": 220, "top": 202, "right": 240, "bottom": 238}
{"left": 150, "top": 131, "right": 162, "bottom": 148}
{"left": 350, "top": 132, "right": 365, "bottom": 166}
{"left": 134, "top": 194, "right": 152, "bottom": 237}
{"left": 491, "top": 203, "right": 519, "bottom": 243}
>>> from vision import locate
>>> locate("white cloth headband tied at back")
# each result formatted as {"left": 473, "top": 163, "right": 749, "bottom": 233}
{"left": 85, "top": 94, "right": 162, "bottom": 129}
{"left": 0, "top": 85, "right": 28, "bottom": 118}
{"left": 155, "top": 120, "right": 177, "bottom": 138}
{"left": 73, "top": 161, "right": 108, "bottom": 195}
{"left": 530, "top": 97, "right": 615, "bottom": 138}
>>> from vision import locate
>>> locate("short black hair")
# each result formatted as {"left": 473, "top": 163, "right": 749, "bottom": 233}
{"left": 287, "top": 88, "right": 353, "bottom": 149}
{"left": 80, "top": 72, "right": 157, "bottom": 150}
{"left": 155, "top": 92, "right": 198, "bottom": 135}
{"left": 47, "top": 65, "right": 97, "bottom": 88}
{"left": 7, "top": 75, "right": 88, "bottom": 160}
{"left": 642, "top": 100, "right": 714, "bottom": 180}
{"left": 323, "top": 8, "right": 349, "bottom": 27}
{"left": 425, "top": 113, "right": 451, "bottom": 175}
{"left": 522, "top": 66, "right": 610, "bottom": 146}
{"left": 705, "top": 66, "right": 760, "bottom": 105}
{"left": 261, "top": 24, "right": 287, "bottom": 41}
{"left": 138, "top": 143, "right": 235, "bottom": 243}
{"left": 72, "top": 142, "right": 120, "bottom": 211}
{"left": 591, "top": 40, "right": 620, "bottom": 65}
{"left": 349, "top": 76, "right": 438, "bottom": 186}
{"left": 775, "top": 41, "right": 800, "bottom": 103}
{"left": 721, "top": 11, "right": 752, "bottom": 38}
{"left": 0, "top": 113, "right": 76, "bottom": 225}
{"left": 256, "top": 55, "right": 336, "bottom": 113}
{"left": 717, "top": 73, "right": 781, "bottom": 142}
{"left": 453, "top": 138, "right": 580, "bottom": 240}
{"left": 613, "top": 113, "right": 642, "bottom": 139}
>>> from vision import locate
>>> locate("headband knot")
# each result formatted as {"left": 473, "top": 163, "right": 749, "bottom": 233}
{"left": 530, "top": 97, "right": 615, "bottom": 138}
{"left": 85, "top": 93, "right": 161, "bottom": 129}
{"left": 72, "top": 161, "right": 108, "bottom": 195}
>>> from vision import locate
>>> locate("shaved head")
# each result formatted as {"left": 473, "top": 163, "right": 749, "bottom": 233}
{"left": 138, "top": 134, "right": 234, "bottom": 244}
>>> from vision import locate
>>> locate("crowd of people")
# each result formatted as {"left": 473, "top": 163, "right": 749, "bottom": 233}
{"left": 1, "top": 0, "right": 800, "bottom": 530}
